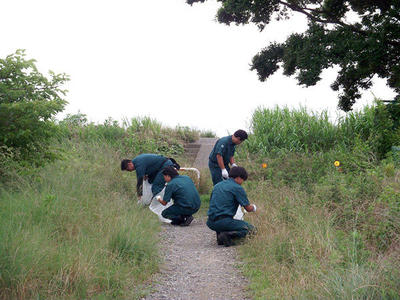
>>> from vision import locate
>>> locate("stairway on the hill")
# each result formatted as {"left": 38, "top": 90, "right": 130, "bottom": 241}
{"left": 184, "top": 142, "right": 201, "bottom": 164}
{"left": 184, "top": 137, "right": 218, "bottom": 169}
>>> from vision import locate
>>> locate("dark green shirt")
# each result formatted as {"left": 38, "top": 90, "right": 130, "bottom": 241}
{"left": 132, "top": 154, "right": 168, "bottom": 183}
{"left": 207, "top": 178, "right": 250, "bottom": 220}
{"left": 163, "top": 175, "right": 201, "bottom": 210}
{"left": 208, "top": 135, "right": 236, "bottom": 167}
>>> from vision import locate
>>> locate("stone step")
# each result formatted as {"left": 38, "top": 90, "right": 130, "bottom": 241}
{"left": 184, "top": 148, "right": 200, "bottom": 154}
{"left": 184, "top": 143, "right": 201, "bottom": 149}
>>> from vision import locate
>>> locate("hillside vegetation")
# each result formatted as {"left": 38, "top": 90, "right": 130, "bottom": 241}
{"left": 237, "top": 103, "right": 400, "bottom": 299}
{"left": 0, "top": 116, "right": 200, "bottom": 299}
{"left": 1, "top": 98, "right": 400, "bottom": 298}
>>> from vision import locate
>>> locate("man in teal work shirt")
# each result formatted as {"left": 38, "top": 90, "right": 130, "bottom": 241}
{"left": 207, "top": 166, "right": 257, "bottom": 247}
{"left": 121, "top": 154, "right": 176, "bottom": 199}
{"left": 157, "top": 166, "right": 201, "bottom": 226}
{"left": 208, "top": 129, "right": 248, "bottom": 186}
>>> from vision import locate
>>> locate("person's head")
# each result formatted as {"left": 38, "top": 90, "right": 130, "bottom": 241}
{"left": 121, "top": 159, "right": 135, "bottom": 172}
{"left": 162, "top": 166, "right": 179, "bottom": 182}
{"left": 232, "top": 129, "right": 248, "bottom": 145}
{"left": 229, "top": 166, "right": 248, "bottom": 185}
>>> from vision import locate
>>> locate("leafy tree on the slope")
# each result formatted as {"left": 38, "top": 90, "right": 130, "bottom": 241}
{"left": 0, "top": 50, "right": 69, "bottom": 160}
{"left": 187, "top": 0, "right": 400, "bottom": 111}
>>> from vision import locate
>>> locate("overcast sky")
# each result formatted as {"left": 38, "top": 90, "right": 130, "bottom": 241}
{"left": 1, "top": 0, "right": 396, "bottom": 136}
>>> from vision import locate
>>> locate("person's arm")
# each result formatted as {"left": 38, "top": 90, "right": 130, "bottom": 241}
{"left": 216, "top": 154, "right": 225, "bottom": 170}
{"left": 217, "top": 154, "right": 229, "bottom": 179}
{"left": 236, "top": 186, "right": 256, "bottom": 212}
{"left": 244, "top": 204, "right": 257, "bottom": 212}
{"left": 156, "top": 195, "right": 167, "bottom": 206}
{"left": 136, "top": 176, "right": 143, "bottom": 196}
{"left": 157, "top": 183, "right": 174, "bottom": 206}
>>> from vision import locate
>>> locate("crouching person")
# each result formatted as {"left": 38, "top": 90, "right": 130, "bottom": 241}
{"left": 206, "top": 166, "right": 256, "bottom": 247}
{"left": 157, "top": 166, "right": 201, "bottom": 226}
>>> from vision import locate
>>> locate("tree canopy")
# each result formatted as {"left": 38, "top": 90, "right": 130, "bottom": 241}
{"left": 186, "top": 0, "right": 400, "bottom": 111}
{"left": 0, "top": 50, "right": 69, "bottom": 160}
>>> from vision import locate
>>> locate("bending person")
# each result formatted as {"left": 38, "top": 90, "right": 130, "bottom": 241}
{"left": 157, "top": 166, "right": 201, "bottom": 226}
{"left": 208, "top": 129, "right": 248, "bottom": 186}
{"left": 121, "top": 154, "right": 176, "bottom": 200}
{"left": 206, "top": 166, "right": 257, "bottom": 247}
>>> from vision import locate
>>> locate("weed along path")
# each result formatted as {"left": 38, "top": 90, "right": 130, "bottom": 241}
{"left": 143, "top": 138, "right": 250, "bottom": 300}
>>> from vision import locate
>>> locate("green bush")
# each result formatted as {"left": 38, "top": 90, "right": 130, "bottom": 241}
{"left": 0, "top": 50, "right": 69, "bottom": 162}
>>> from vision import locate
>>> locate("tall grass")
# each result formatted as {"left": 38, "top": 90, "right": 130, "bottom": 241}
{"left": 0, "top": 140, "right": 160, "bottom": 299}
{"left": 246, "top": 102, "right": 400, "bottom": 159}
{"left": 234, "top": 102, "right": 400, "bottom": 299}
{"left": 248, "top": 106, "right": 337, "bottom": 153}
{"left": 238, "top": 164, "right": 400, "bottom": 299}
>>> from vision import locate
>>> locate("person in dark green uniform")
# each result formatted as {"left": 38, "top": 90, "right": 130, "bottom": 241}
{"left": 157, "top": 166, "right": 201, "bottom": 226}
{"left": 206, "top": 166, "right": 257, "bottom": 246}
{"left": 208, "top": 129, "right": 248, "bottom": 186}
{"left": 121, "top": 154, "right": 176, "bottom": 198}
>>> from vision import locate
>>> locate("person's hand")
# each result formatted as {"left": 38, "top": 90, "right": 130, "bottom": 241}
{"left": 221, "top": 168, "right": 229, "bottom": 179}
{"left": 231, "top": 163, "right": 238, "bottom": 167}
{"left": 252, "top": 204, "right": 257, "bottom": 212}
{"left": 156, "top": 195, "right": 162, "bottom": 203}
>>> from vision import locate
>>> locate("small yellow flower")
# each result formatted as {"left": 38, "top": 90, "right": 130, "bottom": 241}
{"left": 262, "top": 163, "right": 267, "bottom": 169}
{"left": 334, "top": 160, "right": 340, "bottom": 167}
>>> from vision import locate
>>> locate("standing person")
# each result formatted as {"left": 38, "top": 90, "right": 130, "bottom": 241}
{"left": 208, "top": 129, "right": 248, "bottom": 186}
{"left": 206, "top": 166, "right": 257, "bottom": 247}
{"left": 121, "top": 154, "right": 178, "bottom": 200}
{"left": 157, "top": 166, "right": 201, "bottom": 226}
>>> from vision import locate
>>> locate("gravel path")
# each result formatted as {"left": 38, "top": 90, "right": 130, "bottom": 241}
{"left": 143, "top": 218, "right": 250, "bottom": 300}
{"left": 143, "top": 137, "right": 250, "bottom": 300}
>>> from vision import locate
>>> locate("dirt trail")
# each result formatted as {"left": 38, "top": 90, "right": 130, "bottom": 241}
{"left": 143, "top": 137, "right": 250, "bottom": 300}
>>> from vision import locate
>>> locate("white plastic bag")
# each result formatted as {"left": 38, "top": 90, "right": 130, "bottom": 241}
{"left": 149, "top": 190, "right": 173, "bottom": 224}
{"left": 233, "top": 206, "right": 244, "bottom": 220}
{"left": 138, "top": 179, "right": 153, "bottom": 205}
{"left": 139, "top": 180, "right": 172, "bottom": 223}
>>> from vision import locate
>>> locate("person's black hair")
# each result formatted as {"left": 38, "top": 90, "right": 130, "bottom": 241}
{"left": 169, "top": 157, "right": 180, "bottom": 170}
{"left": 121, "top": 159, "right": 131, "bottom": 170}
{"left": 234, "top": 129, "right": 248, "bottom": 141}
{"left": 162, "top": 166, "right": 179, "bottom": 178}
{"left": 229, "top": 166, "right": 248, "bottom": 181}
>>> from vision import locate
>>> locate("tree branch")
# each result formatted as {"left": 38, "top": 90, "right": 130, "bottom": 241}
{"left": 278, "top": 1, "right": 400, "bottom": 47}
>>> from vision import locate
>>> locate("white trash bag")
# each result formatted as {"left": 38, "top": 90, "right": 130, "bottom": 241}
{"left": 233, "top": 206, "right": 244, "bottom": 220}
{"left": 140, "top": 179, "right": 172, "bottom": 223}
{"left": 138, "top": 179, "right": 153, "bottom": 205}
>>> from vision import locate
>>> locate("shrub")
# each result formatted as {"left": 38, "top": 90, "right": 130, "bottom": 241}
{"left": 0, "top": 50, "right": 69, "bottom": 162}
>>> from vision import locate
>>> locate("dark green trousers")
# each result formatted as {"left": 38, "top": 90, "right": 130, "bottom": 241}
{"left": 208, "top": 161, "right": 230, "bottom": 186}
{"left": 206, "top": 216, "right": 254, "bottom": 238}
{"left": 162, "top": 204, "right": 199, "bottom": 224}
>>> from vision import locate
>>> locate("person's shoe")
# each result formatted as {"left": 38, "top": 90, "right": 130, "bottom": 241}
{"left": 218, "top": 232, "right": 234, "bottom": 247}
{"left": 180, "top": 215, "right": 194, "bottom": 226}
{"left": 216, "top": 232, "right": 224, "bottom": 245}
{"left": 170, "top": 220, "right": 181, "bottom": 225}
